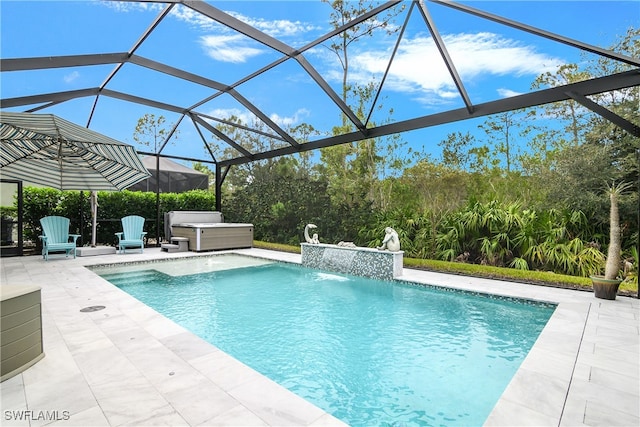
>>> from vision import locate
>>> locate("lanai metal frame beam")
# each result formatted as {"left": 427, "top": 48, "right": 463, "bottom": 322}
{"left": 416, "top": 0, "right": 474, "bottom": 113}
{"left": 2, "top": 0, "right": 638, "bottom": 180}
{"left": 432, "top": 0, "right": 640, "bottom": 67}
{"left": 217, "top": 69, "right": 640, "bottom": 167}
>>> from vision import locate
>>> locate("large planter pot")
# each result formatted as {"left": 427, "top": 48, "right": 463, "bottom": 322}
{"left": 590, "top": 275, "right": 622, "bottom": 300}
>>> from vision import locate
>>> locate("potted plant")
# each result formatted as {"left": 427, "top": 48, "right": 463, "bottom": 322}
{"left": 590, "top": 181, "right": 632, "bottom": 300}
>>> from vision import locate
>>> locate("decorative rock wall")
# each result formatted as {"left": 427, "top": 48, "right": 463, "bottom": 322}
{"left": 301, "top": 243, "right": 403, "bottom": 280}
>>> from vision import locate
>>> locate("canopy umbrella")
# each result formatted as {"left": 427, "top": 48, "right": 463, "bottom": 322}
{"left": 0, "top": 111, "right": 149, "bottom": 190}
{"left": 0, "top": 111, "right": 151, "bottom": 246}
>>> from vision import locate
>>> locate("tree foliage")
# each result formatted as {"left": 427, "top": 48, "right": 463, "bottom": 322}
{"left": 200, "top": 20, "right": 638, "bottom": 280}
{"left": 62, "top": 26, "right": 633, "bottom": 282}
{"left": 133, "top": 113, "right": 179, "bottom": 152}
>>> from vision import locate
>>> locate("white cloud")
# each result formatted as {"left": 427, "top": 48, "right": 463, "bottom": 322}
{"left": 167, "top": 5, "right": 319, "bottom": 37}
{"left": 103, "top": 3, "right": 317, "bottom": 46}
{"left": 191, "top": 9, "right": 319, "bottom": 63}
{"left": 446, "top": 33, "right": 561, "bottom": 77}
{"left": 64, "top": 71, "right": 80, "bottom": 84}
{"left": 170, "top": 5, "right": 222, "bottom": 31}
{"left": 102, "top": 1, "right": 326, "bottom": 71}
{"left": 497, "top": 88, "right": 523, "bottom": 98}
{"left": 269, "top": 108, "right": 310, "bottom": 127}
{"left": 206, "top": 107, "right": 309, "bottom": 129}
{"left": 200, "top": 35, "right": 264, "bottom": 63}
{"left": 100, "top": 2, "right": 219, "bottom": 31}
{"left": 348, "top": 32, "right": 563, "bottom": 100}
{"left": 206, "top": 108, "right": 256, "bottom": 126}
{"left": 227, "top": 12, "right": 320, "bottom": 38}
{"left": 100, "top": 1, "right": 164, "bottom": 13}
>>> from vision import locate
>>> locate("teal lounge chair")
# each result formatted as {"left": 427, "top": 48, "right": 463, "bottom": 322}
{"left": 115, "top": 215, "right": 146, "bottom": 254}
{"left": 39, "top": 216, "right": 80, "bottom": 260}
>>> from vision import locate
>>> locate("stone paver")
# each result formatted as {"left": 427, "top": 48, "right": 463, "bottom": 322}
{"left": 1, "top": 247, "right": 638, "bottom": 426}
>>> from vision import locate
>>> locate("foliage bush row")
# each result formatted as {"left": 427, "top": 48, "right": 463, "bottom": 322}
{"left": 358, "top": 202, "right": 615, "bottom": 277}
{"left": 22, "top": 187, "right": 216, "bottom": 250}
{"left": 226, "top": 186, "right": 632, "bottom": 278}
{"left": 16, "top": 186, "right": 634, "bottom": 280}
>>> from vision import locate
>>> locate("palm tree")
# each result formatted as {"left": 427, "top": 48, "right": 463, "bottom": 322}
{"left": 591, "top": 181, "right": 632, "bottom": 300}
{"left": 604, "top": 181, "right": 632, "bottom": 280}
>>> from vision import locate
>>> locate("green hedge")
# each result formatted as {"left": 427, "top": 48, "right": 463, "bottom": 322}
{"left": 22, "top": 188, "right": 216, "bottom": 249}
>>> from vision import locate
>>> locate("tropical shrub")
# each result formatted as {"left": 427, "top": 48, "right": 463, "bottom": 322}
{"left": 432, "top": 201, "right": 607, "bottom": 277}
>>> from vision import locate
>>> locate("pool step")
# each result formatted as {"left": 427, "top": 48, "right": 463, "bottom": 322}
{"left": 100, "top": 270, "right": 161, "bottom": 286}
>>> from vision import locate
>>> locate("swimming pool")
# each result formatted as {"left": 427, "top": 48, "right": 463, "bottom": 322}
{"left": 96, "top": 255, "right": 555, "bottom": 426}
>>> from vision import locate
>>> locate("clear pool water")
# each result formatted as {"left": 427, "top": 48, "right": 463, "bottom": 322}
{"left": 98, "top": 257, "right": 555, "bottom": 426}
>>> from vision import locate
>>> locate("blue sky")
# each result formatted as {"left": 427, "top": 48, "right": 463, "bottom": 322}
{"left": 1, "top": 0, "right": 637, "bottom": 167}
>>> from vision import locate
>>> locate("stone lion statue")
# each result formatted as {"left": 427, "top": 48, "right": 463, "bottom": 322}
{"left": 377, "top": 227, "right": 400, "bottom": 251}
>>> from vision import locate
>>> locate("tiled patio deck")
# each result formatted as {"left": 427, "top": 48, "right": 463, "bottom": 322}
{"left": 1, "top": 248, "right": 638, "bottom": 426}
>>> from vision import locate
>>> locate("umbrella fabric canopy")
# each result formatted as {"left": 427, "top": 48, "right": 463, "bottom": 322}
{"left": 0, "top": 112, "right": 150, "bottom": 190}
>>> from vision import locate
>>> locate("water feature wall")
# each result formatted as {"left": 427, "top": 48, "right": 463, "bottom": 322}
{"left": 301, "top": 243, "right": 403, "bottom": 280}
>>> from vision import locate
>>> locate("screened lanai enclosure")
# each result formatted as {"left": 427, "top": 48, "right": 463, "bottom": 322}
{"left": 128, "top": 156, "right": 209, "bottom": 193}
{"left": 1, "top": 0, "right": 639, "bottom": 214}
